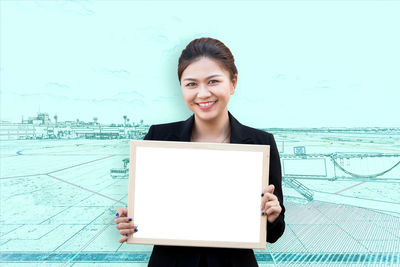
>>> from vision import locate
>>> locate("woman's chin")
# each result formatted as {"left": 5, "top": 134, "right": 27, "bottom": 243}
{"left": 194, "top": 110, "right": 220, "bottom": 121}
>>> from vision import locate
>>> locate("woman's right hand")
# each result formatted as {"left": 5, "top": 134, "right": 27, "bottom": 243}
{"left": 115, "top": 208, "right": 138, "bottom": 243}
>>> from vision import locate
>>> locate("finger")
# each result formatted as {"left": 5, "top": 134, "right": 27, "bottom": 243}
{"left": 267, "top": 184, "right": 275, "bottom": 194}
{"left": 260, "top": 185, "right": 273, "bottom": 207}
{"left": 115, "top": 208, "right": 128, "bottom": 218}
{"left": 262, "top": 193, "right": 278, "bottom": 202}
{"left": 266, "top": 205, "right": 282, "bottom": 216}
{"left": 119, "top": 236, "right": 128, "bottom": 243}
{"left": 260, "top": 193, "right": 278, "bottom": 209}
{"left": 115, "top": 217, "right": 133, "bottom": 224}
{"left": 265, "top": 193, "right": 278, "bottom": 201}
{"left": 262, "top": 184, "right": 275, "bottom": 195}
{"left": 116, "top": 222, "right": 137, "bottom": 230}
{"left": 263, "top": 200, "right": 280, "bottom": 211}
{"left": 119, "top": 227, "right": 138, "bottom": 236}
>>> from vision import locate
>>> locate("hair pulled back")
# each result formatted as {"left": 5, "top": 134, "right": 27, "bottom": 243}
{"left": 178, "top": 37, "right": 238, "bottom": 84}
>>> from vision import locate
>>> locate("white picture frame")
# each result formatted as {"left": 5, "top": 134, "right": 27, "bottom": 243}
{"left": 127, "top": 140, "right": 270, "bottom": 249}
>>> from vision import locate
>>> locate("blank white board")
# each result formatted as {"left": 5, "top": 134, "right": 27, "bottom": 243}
{"left": 127, "top": 140, "right": 270, "bottom": 249}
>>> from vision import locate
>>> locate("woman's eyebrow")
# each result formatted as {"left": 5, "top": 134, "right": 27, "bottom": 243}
{"left": 183, "top": 74, "right": 223, "bottom": 81}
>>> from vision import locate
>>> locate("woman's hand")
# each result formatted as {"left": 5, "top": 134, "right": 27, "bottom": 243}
{"left": 261, "top": 184, "right": 282, "bottom": 223}
{"left": 115, "top": 208, "right": 138, "bottom": 243}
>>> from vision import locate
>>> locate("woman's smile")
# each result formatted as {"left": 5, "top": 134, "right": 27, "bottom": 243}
{"left": 197, "top": 100, "right": 217, "bottom": 110}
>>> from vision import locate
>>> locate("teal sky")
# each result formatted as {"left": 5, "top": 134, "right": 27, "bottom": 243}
{"left": 1, "top": 1, "right": 399, "bottom": 128}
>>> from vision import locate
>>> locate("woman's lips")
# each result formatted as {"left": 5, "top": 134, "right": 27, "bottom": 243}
{"left": 197, "top": 101, "right": 217, "bottom": 110}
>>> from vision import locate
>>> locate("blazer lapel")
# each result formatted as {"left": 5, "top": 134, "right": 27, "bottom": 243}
{"left": 177, "top": 111, "right": 252, "bottom": 144}
{"left": 177, "top": 114, "right": 194, "bottom": 141}
{"left": 228, "top": 111, "right": 253, "bottom": 144}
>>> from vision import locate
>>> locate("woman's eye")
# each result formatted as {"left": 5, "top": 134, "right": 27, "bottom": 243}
{"left": 209, "top": 80, "right": 219, "bottom": 84}
{"left": 186, "top": 82, "right": 196, "bottom": 87}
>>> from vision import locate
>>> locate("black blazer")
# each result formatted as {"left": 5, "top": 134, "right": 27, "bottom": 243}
{"left": 144, "top": 111, "right": 285, "bottom": 267}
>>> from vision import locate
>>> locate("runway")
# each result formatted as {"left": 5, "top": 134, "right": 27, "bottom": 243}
{"left": 1, "top": 129, "right": 399, "bottom": 266}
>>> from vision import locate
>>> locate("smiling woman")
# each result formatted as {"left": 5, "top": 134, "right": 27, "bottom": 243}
{"left": 114, "top": 37, "right": 285, "bottom": 267}
{"left": 181, "top": 56, "right": 236, "bottom": 143}
{"left": 178, "top": 38, "right": 238, "bottom": 143}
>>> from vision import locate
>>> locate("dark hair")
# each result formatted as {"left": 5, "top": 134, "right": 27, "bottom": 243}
{"left": 178, "top": 37, "right": 238, "bottom": 84}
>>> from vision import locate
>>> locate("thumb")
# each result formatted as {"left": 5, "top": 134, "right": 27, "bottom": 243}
{"left": 267, "top": 184, "right": 275, "bottom": 194}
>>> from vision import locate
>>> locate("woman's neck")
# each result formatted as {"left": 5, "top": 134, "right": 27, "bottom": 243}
{"left": 191, "top": 111, "right": 231, "bottom": 143}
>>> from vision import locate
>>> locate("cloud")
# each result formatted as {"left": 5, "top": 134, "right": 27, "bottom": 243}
{"left": 2, "top": 90, "right": 144, "bottom": 105}
{"left": 72, "top": 96, "right": 144, "bottom": 105}
{"left": 273, "top": 74, "right": 287, "bottom": 80}
{"left": 137, "top": 26, "right": 169, "bottom": 44}
{"left": 46, "top": 82, "right": 70, "bottom": 89}
{"left": 103, "top": 68, "right": 131, "bottom": 76}
{"left": 315, "top": 80, "right": 332, "bottom": 89}
{"left": 33, "top": 0, "right": 95, "bottom": 16}
{"left": 152, "top": 95, "right": 179, "bottom": 102}
{"left": 112, "top": 90, "right": 144, "bottom": 98}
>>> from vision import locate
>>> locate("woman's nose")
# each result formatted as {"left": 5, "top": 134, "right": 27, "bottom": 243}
{"left": 197, "top": 84, "right": 212, "bottom": 98}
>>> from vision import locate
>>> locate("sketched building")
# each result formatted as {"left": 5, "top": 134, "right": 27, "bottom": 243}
{"left": 0, "top": 121, "right": 36, "bottom": 140}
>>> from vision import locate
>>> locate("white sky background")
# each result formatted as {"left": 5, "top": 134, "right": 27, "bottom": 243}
{"left": 0, "top": 1, "right": 399, "bottom": 127}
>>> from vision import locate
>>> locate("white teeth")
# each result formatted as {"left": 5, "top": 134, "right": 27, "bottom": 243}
{"left": 199, "top": 101, "right": 215, "bottom": 107}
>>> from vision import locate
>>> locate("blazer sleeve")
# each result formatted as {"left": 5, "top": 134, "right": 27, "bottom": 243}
{"left": 143, "top": 125, "right": 155, "bottom": 140}
{"left": 266, "top": 133, "right": 286, "bottom": 243}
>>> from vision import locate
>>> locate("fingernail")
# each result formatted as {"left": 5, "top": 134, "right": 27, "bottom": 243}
{"left": 134, "top": 228, "right": 138, "bottom": 232}
{"left": 125, "top": 233, "right": 128, "bottom": 236}
{"left": 261, "top": 212, "right": 265, "bottom": 216}
{"left": 261, "top": 193, "right": 264, "bottom": 197}
{"left": 116, "top": 213, "right": 119, "bottom": 217}
{"left": 128, "top": 218, "right": 132, "bottom": 221}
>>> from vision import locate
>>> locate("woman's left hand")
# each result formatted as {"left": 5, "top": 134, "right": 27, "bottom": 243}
{"left": 261, "top": 184, "right": 282, "bottom": 223}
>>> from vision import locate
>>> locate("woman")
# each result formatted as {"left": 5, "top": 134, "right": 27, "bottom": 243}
{"left": 115, "top": 37, "right": 285, "bottom": 266}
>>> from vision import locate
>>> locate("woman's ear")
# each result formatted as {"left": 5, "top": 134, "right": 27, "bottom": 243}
{"left": 230, "top": 74, "right": 238, "bottom": 95}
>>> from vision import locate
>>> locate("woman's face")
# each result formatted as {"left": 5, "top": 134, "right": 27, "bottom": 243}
{"left": 180, "top": 57, "right": 237, "bottom": 122}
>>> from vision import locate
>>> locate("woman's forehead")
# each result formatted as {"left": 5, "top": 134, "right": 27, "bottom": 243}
{"left": 181, "top": 58, "right": 229, "bottom": 80}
